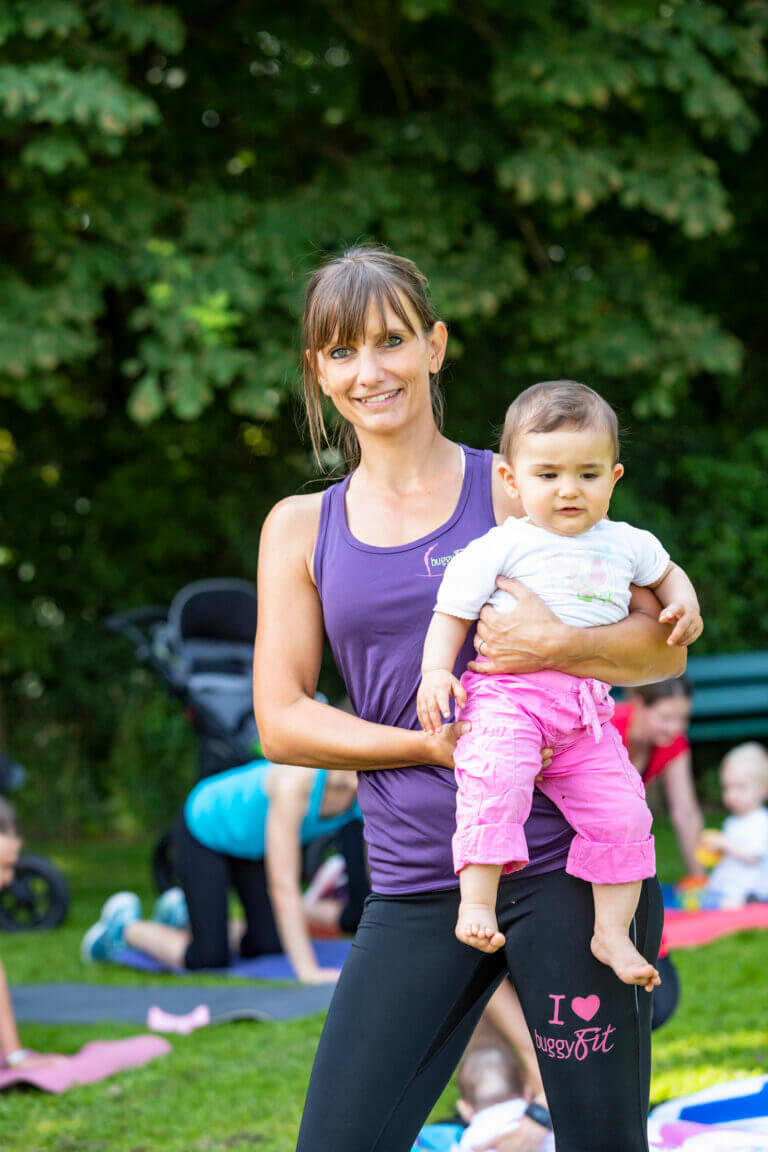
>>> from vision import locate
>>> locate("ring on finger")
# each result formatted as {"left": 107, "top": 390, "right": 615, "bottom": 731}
{"left": 478, "top": 637, "right": 486, "bottom": 654}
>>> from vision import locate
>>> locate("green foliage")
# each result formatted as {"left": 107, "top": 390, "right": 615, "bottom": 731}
{"left": 0, "top": 0, "right": 767, "bottom": 830}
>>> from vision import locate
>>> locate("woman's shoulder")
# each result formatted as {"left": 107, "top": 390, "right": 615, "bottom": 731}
{"left": 261, "top": 490, "right": 326, "bottom": 554}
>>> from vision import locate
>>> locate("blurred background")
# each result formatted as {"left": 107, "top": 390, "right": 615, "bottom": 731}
{"left": 0, "top": 0, "right": 766, "bottom": 842}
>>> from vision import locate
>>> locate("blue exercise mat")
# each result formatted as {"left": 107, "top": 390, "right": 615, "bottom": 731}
{"left": 112, "top": 938, "right": 351, "bottom": 980}
{"left": 680, "top": 1080, "right": 768, "bottom": 1125}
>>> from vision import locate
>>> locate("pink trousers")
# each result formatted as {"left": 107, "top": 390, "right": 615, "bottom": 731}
{"left": 453, "top": 668, "right": 655, "bottom": 885}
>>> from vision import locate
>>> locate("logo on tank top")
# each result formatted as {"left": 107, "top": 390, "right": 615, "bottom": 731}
{"left": 423, "top": 543, "right": 464, "bottom": 577}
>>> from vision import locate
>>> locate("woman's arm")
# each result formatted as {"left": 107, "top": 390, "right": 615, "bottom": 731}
{"left": 0, "top": 958, "right": 22, "bottom": 1059}
{"left": 469, "top": 580, "right": 686, "bottom": 686}
{"left": 264, "top": 766, "right": 339, "bottom": 983}
{"left": 253, "top": 496, "right": 464, "bottom": 769}
{"left": 662, "top": 751, "right": 705, "bottom": 876}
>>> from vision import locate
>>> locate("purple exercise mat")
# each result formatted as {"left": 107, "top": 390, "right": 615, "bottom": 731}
{"left": 112, "top": 938, "right": 351, "bottom": 979}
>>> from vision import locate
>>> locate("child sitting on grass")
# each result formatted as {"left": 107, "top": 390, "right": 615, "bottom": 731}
{"left": 700, "top": 742, "right": 768, "bottom": 907}
{"left": 0, "top": 798, "right": 62, "bottom": 1070}
{"left": 454, "top": 1044, "right": 555, "bottom": 1152}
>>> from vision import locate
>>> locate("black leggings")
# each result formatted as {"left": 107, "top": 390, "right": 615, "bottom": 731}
{"left": 175, "top": 814, "right": 369, "bottom": 970}
{"left": 297, "top": 869, "right": 663, "bottom": 1152}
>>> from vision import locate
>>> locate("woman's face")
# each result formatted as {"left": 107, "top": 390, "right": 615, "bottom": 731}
{"left": 0, "top": 833, "right": 20, "bottom": 891}
{"left": 313, "top": 293, "right": 446, "bottom": 438}
{"left": 636, "top": 696, "right": 691, "bottom": 746}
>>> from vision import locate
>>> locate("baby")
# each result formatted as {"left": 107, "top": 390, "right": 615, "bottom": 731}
{"left": 701, "top": 743, "right": 768, "bottom": 907}
{"left": 418, "top": 380, "right": 702, "bottom": 989}
{"left": 455, "top": 1045, "right": 555, "bottom": 1152}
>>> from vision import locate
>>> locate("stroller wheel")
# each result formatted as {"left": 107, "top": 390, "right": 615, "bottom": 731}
{"left": 0, "top": 854, "right": 70, "bottom": 932}
{"left": 152, "top": 829, "right": 178, "bottom": 894}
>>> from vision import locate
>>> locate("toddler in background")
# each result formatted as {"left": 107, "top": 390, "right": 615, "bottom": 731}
{"left": 454, "top": 1045, "right": 555, "bottom": 1152}
{"left": 418, "top": 380, "right": 702, "bottom": 990}
{"left": 700, "top": 742, "right": 768, "bottom": 907}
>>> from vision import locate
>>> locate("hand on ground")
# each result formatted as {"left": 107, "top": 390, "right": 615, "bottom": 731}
{"left": 302, "top": 967, "right": 341, "bottom": 984}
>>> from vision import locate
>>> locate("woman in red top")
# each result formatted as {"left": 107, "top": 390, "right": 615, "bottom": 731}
{"left": 613, "top": 679, "right": 704, "bottom": 877}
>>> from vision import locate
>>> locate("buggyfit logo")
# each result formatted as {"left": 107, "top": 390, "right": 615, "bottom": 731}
{"left": 423, "top": 543, "right": 463, "bottom": 577}
{"left": 533, "top": 994, "right": 615, "bottom": 1062}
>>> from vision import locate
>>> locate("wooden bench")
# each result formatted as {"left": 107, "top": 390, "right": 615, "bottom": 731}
{"left": 684, "top": 650, "right": 768, "bottom": 743}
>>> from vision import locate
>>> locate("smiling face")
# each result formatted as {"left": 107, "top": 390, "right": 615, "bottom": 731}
{"left": 313, "top": 292, "right": 446, "bottom": 441}
{"left": 499, "top": 425, "right": 624, "bottom": 536}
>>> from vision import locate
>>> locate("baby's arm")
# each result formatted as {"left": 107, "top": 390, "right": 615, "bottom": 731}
{"left": 418, "top": 613, "right": 473, "bottom": 735}
{"left": 701, "top": 828, "right": 763, "bottom": 865}
{"left": 648, "top": 563, "right": 703, "bottom": 647}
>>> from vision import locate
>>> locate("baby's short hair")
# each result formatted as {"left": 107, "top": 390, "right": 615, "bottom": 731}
{"left": 457, "top": 1045, "right": 525, "bottom": 1112}
{"left": 500, "top": 380, "right": 620, "bottom": 464}
{"left": 721, "top": 742, "right": 768, "bottom": 789}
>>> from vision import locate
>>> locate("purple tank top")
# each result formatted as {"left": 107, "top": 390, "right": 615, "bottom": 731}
{"left": 314, "top": 445, "right": 573, "bottom": 894}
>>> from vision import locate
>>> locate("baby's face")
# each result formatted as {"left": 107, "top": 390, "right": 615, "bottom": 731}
{"left": 501, "top": 426, "right": 623, "bottom": 536}
{"left": 721, "top": 760, "right": 768, "bottom": 817}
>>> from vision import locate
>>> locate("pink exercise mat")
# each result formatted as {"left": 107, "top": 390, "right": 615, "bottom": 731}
{"left": 661, "top": 903, "right": 768, "bottom": 951}
{"left": 0, "top": 1036, "right": 171, "bottom": 1093}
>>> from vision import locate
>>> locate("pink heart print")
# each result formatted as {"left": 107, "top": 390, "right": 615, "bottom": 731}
{"left": 571, "top": 995, "right": 600, "bottom": 1021}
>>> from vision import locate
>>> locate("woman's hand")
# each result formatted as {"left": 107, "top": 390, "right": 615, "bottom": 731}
{"left": 474, "top": 1117, "right": 551, "bottom": 1152}
{"left": 10, "top": 1053, "right": 67, "bottom": 1070}
{"left": 423, "top": 720, "right": 472, "bottom": 768}
{"left": 467, "top": 578, "right": 566, "bottom": 676}
{"left": 301, "top": 967, "right": 341, "bottom": 985}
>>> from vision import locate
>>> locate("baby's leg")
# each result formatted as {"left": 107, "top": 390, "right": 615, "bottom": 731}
{"left": 591, "top": 881, "right": 660, "bottom": 992}
{"left": 537, "top": 721, "right": 658, "bottom": 990}
{"left": 456, "top": 863, "right": 505, "bottom": 953}
{"left": 452, "top": 674, "right": 547, "bottom": 954}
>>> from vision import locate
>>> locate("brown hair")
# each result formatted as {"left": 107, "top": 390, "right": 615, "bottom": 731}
{"left": 630, "top": 678, "right": 692, "bottom": 706}
{"left": 500, "top": 380, "right": 620, "bottom": 464}
{"left": 457, "top": 1045, "right": 526, "bottom": 1112}
{"left": 0, "top": 797, "right": 17, "bottom": 836}
{"left": 302, "top": 246, "right": 443, "bottom": 471}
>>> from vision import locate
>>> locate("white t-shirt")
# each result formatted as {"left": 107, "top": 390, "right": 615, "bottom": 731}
{"left": 456, "top": 1099, "right": 556, "bottom": 1152}
{"left": 435, "top": 517, "right": 670, "bottom": 628}
{"left": 707, "top": 808, "right": 768, "bottom": 904}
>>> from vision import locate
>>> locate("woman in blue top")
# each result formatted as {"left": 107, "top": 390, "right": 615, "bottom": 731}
{"left": 82, "top": 762, "right": 365, "bottom": 984}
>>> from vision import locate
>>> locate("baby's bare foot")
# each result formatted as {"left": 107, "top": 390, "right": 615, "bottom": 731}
{"left": 591, "top": 930, "right": 661, "bottom": 992}
{"left": 455, "top": 902, "right": 506, "bottom": 953}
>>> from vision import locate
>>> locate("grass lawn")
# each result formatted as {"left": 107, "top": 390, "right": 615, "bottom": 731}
{"left": 0, "top": 823, "right": 766, "bottom": 1151}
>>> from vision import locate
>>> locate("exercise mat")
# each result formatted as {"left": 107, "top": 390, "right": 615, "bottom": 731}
{"left": 112, "top": 937, "right": 351, "bottom": 979}
{"left": 661, "top": 903, "right": 768, "bottom": 951}
{"left": 0, "top": 1036, "right": 170, "bottom": 1093}
{"left": 11, "top": 981, "right": 335, "bottom": 1025}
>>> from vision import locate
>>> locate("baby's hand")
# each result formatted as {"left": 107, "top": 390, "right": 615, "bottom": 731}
{"left": 658, "top": 601, "right": 703, "bottom": 647}
{"left": 700, "top": 829, "right": 728, "bottom": 853}
{"left": 417, "top": 669, "right": 467, "bottom": 735}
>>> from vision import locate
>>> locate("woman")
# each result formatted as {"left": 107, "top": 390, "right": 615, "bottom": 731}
{"left": 253, "top": 247, "right": 684, "bottom": 1151}
{"left": 612, "top": 681, "right": 703, "bottom": 877}
{"left": 82, "top": 761, "right": 366, "bottom": 984}
{"left": 0, "top": 800, "right": 63, "bottom": 1070}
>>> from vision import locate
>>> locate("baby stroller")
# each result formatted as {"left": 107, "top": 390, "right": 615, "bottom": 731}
{"left": 105, "top": 578, "right": 263, "bottom": 892}
{"left": 0, "top": 752, "right": 70, "bottom": 931}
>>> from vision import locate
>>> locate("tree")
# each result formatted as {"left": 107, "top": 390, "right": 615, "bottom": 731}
{"left": 1, "top": 0, "right": 766, "bottom": 831}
